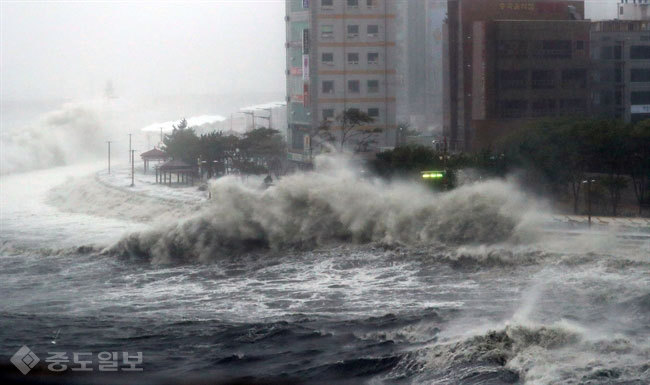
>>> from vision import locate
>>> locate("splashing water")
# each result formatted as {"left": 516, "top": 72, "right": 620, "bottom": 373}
{"left": 1, "top": 154, "right": 648, "bottom": 385}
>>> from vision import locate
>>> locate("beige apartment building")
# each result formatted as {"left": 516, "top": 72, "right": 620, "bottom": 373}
{"left": 286, "top": 0, "right": 403, "bottom": 164}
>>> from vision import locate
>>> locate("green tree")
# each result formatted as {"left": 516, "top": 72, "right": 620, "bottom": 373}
{"left": 162, "top": 118, "right": 201, "bottom": 165}
{"left": 500, "top": 118, "right": 591, "bottom": 213}
{"left": 239, "top": 127, "right": 286, "bottom": 176}
{"left": 317, "top": 109, "right": 381, "bottom": 152}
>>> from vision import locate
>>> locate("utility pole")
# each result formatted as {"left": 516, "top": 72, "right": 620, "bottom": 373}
{"left": 582, "top": 178, "right": 595, "bottom": 228}
{"left": 107, "top": 141, "right": 112, "bottom": 174}
{"left": 160, "top": 127, "right": 163, "bottom": 146}
{"left": 131, "top": 149, "right": 136, "bottom": 187}
{"left": 128, "top": 133, "right": 132, "bottom": 164}
{"left": 587, "top": 179, "right": 592, "bottom": 228}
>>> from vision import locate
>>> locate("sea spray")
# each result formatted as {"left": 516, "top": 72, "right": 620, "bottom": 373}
{"left": 108, "top": 155, "right": 545, "bottom": 264}
{"left": 0, "top": 101, "right": 109, "bottom": 175}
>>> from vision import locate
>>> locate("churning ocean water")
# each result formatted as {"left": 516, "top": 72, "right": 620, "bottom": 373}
{"left": 0, "top": 156, "right": 649, "bottom": 385}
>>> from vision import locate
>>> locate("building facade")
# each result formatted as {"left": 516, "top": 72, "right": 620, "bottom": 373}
{"left": 443, "top": 0, "right": 587, "bottom": 150}
{"left": 470, "top": 19, "right": 592, "bottom": 146}
{"left": 591, "top": 19, "right": 650, "bottom": 123}
{"left": 285, "top": 0, "right": 444, "bottom": 163}
{"left": 285, "top": 0, "right": 400, "bottom": 163}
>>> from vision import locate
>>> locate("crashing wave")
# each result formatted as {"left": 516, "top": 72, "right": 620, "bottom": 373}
{"left": 106, "top": 156, "right": 544, "bottom": 264}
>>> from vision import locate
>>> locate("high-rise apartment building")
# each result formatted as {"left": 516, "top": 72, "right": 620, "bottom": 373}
{"left": 285, "top": 0, "right": 441, "bottom": 164}
{"left": 285, "top": 0, "right": 399, "bottom": 163}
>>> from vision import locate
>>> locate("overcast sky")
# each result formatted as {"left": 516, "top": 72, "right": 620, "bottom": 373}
{"left": 1, "top": 0, "right": 286, "bottom": 101}
{"left": 1, "top": 0, "right": 618, "bottom": 102}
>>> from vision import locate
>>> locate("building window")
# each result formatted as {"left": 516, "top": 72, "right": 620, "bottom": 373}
{"left": 367, "top": 108, "right": 379, "bottom": 118}
{"left": 535, "top": 40, "right": 571, "bottom": 59}
{"left": 499, "top": 100, "right": 528, "bottom": 118}
{"left": 347, "top": 0, "right": 359, "bottom": 7}
{"left": 321, "top": 25, "right": 334, "bottom": 39}
{"left": 321, "top": 52, "right": 334, "bottom": 64}
{"left": 531, "top": 70, "right": 555, "bottom": 89}
{"left": 631, "top": 91, "right": 650, "bottom": 104}
{"left": 367, "top": 0, "right": 375, "bottom": 7}
{"left": 347, "top": 52, "right": 359, "bottom": 64}
{"left": 367, "top": 25, "right": 379, "bottom": 37}
{"left": 576, "top": 40, "right": 585, "bottom": 50}
{"left": 367, "top": 80, "right": 379, "bottom": 93}
{"left": 498, "top": 70, "right": 527, "bottom": 89}
{"left": 367, "top": 52, "right": 379, "bottom": 64}
{"left": 322, "top": 109, "right": 335, "bottom": 121}
{"left": 348, "top": 80, "right": 360, "bottom": 93}
{"left": 561, "top": 69, "right": 587, "bottom": 88}
{"left": 322, "top": 80, "right": 335, "bottom": 94}
{"left": 559, "top": 99, "right": 586, "bottom": 115}
{"left": 321, "top": 0, "right": 333, "bottom": 8}
{"left": 631, "top": 68, "right": 650, "bottom": 82}
{"left": 531, "top": 99, "right": 556, "bottom": 117}
{"left": 347, "top": 25, "right": 359, "bottom": 38}
{"left": 630, "top": 45, "right": 650, "bottom": 59}
{"left": 498, "top": 40, "right": 527, "bottom": 58}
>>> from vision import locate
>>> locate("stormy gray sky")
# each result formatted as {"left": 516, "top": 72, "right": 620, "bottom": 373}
{"left": 1, "top": 0, "right": 617, "bottom": 102}
{"left": 1, "top": 0, "right": 286, "bottom": 101}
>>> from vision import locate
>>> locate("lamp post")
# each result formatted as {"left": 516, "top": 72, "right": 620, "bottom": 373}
{"left": 582, "top": 179, "right": 596, "bottom": 227}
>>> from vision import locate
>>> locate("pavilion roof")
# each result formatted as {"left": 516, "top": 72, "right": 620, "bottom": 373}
{"left": 140, "top": 148, "right": 169, "bottom": 159}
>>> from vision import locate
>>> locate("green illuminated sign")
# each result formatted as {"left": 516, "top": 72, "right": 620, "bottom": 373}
{"left": 421, "top": 171, "right": 444, "bottom": 179}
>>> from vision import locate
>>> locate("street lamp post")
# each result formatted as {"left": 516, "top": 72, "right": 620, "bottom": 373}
{"left": 582, "top": 179, "right": 596, "bottom": 228}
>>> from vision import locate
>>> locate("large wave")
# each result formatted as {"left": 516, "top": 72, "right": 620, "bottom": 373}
{"left": 408, "top": 321, "right": 648, "bottom": 384}
{"left": 0, "top": 101, "right": 112, "bottom": 175}
{"left": 107, "top": 156, "right": 545, "bottom": 264}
